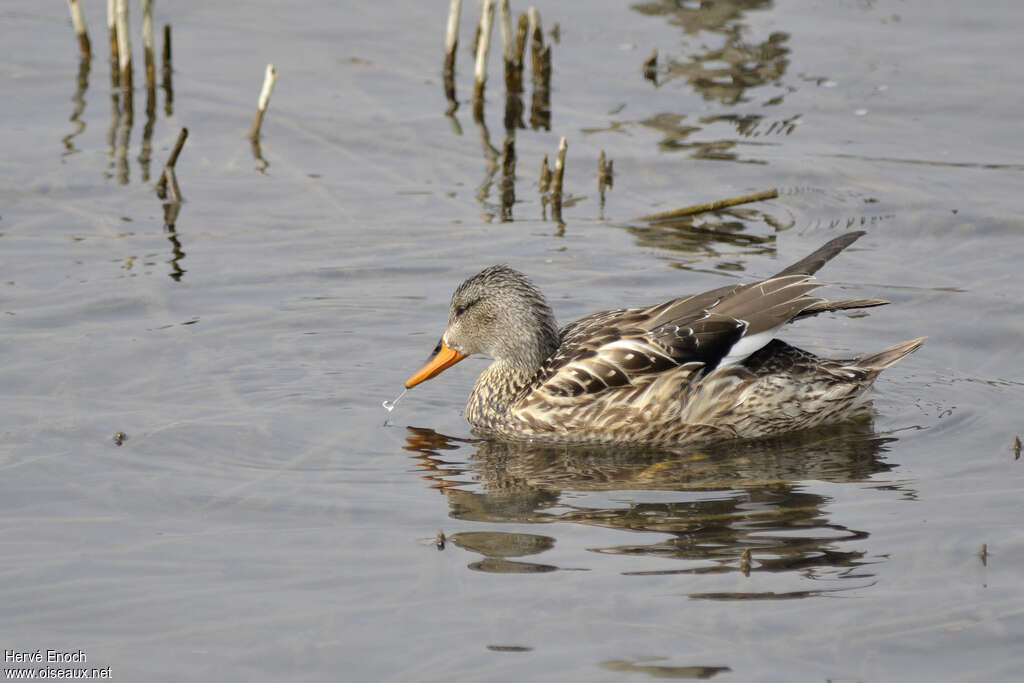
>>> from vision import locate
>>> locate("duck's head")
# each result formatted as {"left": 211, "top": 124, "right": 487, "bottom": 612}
{"left": 405, "top": 265, "right": 559, "bottom": 388}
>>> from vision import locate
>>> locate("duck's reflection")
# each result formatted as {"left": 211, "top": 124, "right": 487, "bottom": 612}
{"left": 405, "top": 422, "right": 908, "bottom": 593}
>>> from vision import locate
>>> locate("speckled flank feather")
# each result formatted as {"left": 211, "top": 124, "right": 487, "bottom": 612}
{"left": 409, "top": 232, "right": 924, "bottom": 446}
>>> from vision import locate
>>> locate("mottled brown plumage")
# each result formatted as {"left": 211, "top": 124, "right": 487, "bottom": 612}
{"left": 406, "top": 231, "right": 924, "bottom": 446}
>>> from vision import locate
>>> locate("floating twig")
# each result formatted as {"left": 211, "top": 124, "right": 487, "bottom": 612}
{"left": 248, "top": 64, "right": 277, "bottom": 140}
{"left": 1014, "top": 435, "right": 1021, "bottom": 460}
{"left": 472, "top": 0, "right": 495, "bottom": 121}
{"left": 443, "top": 0, "right": 462, "bottom": 107}
{"left": 634, "top": 188, "right": 779, "bottom": 223}
{"left": 155, "top": 127, "right": 188, "bottom": 199}
{"left": 550, "top": 136, "right": 567, "bottom": 224}
{"left": 67, "top": 0, "right": 91, "bottom": 59}
{"left": 142, "top": 0, "right": 155, "bottom": 88}
{"left": 978, "top": 543, "right": 988, "bottom": 566}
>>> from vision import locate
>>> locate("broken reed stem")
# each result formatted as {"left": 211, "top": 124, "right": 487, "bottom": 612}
{"left": 539, "top": 155, "right": 551, "bottom": 194}
{"left": 115, "top": 0, "right": 132, "bottom": 93}
{"left": 107, "top": 0, "right": 119, "bottom": 87}
{"left": 550, "top": 136, "right": 567, "bottom": 222}
{"left": 248, "top": 64, "right": 277, "bottom": 140}
{"left": 155, "top": 127, "right": 188, "bottom": 198}
{"left": 634, "top": 188, "right": 779, "bottom": 223}
{"left": 443, "top": 0, "right": 461, "bottom": 75}
{"left": 67, "top": 0, "right": 91, "bottom": 59}
{"left": 142, "top": 0, "right": 155, "bottom": 88}
{"left": 473, "top": 0, "right": 495, "bottom": 111}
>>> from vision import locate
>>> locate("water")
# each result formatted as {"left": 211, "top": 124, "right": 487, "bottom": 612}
{"left": 3, "top": 1, "right": 1024, "bottom": 681}
{"left": 382, "top": 388, "right": 408, "bottom": 425}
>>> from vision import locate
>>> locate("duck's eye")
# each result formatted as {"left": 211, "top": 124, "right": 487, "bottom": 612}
{"left": 455, "top": 304, "right": 467, "bottom": 316}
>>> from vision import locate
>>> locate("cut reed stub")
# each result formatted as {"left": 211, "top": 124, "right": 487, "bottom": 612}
{"left": 550, "top": 136, "right": 567, "bottom": 224}
{"left": 248, "top": 64, "right": 277, "bottom": 140}
{"left": 67, "top": 0, "right": 91, "bottom": 59}
{"left": 142, "top": 0, "right": 155, "bottom": 88}
{"left": 107, "top": 0, "right": 119, "bottom": 86}
{"left": 115, "top": 0, "right": 133, "bottom": 93}
{"left": 472, "top": 0, "right": 495, "bottom": 117}
{"left": 538, "top": 155, "right": 551, "bottom": 194}
{"left": 161, "top": 24, "right": 173, "bottom": 116}
{"left": 500, "top": 135, "right": 515, "bottom": 222}
{"left": 509, "top": 12, "right": 528, "bottom": 93}
{"left": 443, "top": 0, "right": 461, "bottom": 78}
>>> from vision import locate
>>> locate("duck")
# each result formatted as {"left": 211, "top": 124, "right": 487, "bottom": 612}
{"left": 405, "top": 231, "right": 924, "bottom": 446}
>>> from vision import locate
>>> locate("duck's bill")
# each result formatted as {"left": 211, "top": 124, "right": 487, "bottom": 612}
{"left": 405, "top": 341, "right": 467, "bottom": 388}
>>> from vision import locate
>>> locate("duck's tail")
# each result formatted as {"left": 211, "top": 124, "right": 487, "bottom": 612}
{"left": 855, "top": 336, "right": 926, "bottom": 373}
{"left": 773, "top": 230, "right": 866, "bottom": 278}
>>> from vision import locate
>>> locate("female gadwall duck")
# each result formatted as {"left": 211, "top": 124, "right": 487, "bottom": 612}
{"left": 406, "top": 231, "right": 923, "bottom": 446}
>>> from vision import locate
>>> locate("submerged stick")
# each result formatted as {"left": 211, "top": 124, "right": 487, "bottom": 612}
{"left": 155, "top": 127, "right": 188, "bottom": 198}
{"left": 472, "top": 0, "right": 495, "bottom": 118}
{"left": 142, "top": 0, "right": 155, "bottom": 88}
{"left": 67, "top": 0, "right": 91, "bottom": 59}
{"left": 115, "top": 0, "right": 133, "bottom": 94}
{"left": 248, "top": 64, "right": 277, "bottom": 140}
{"left": 633, "top": 188, "right": 779, "bottom": 223}
{"left": 550, "top": 136, "right": 567, "bottom": 223}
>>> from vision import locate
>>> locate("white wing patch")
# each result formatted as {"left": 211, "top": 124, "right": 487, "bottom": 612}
{"left": 717, "top": 323, "right": 779, "bottom": 367}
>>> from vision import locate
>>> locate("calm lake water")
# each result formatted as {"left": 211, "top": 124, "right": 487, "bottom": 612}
{"left": 3, "top": 0, "right": 1023, "bottom": 680}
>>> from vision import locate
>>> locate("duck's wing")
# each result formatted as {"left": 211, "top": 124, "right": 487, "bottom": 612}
{"left": 530, "top": 231, "right": 879, "bottom": 402}
{"left": 530, "top": 277, "right": 818, "bottom": 399}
